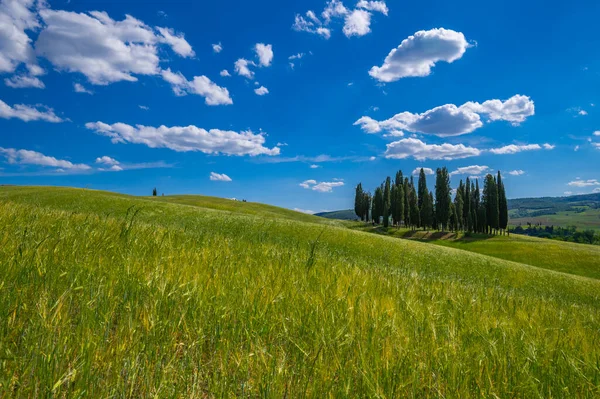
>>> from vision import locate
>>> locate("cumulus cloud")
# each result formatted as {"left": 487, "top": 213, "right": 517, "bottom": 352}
{"left": 254, "top": 86, "right": 269, "bottom": 96}
{"left": 85, "top": 121, "right": 280, "bottom": 156}
{"left": 593, "top": 143, "right": 600, "bottom": 150}
{"left": 355, "top": 95, "right": 534, "bottom": 137}
{"left": 300, "top": 179, "right": 344, "bottom": 193}
{"left": 385, "top": 138, "right": 481, "bottom": 161}
{"left": 73, "top": 83, "right": 93, "bottom": 94}
{"left": 412, "top": 167, "right": 434, "bottom": 176}
{"left": 4, "top": 74, "right": 44, "bottom": 88}
{"left": 157, "top": 27, "right": 194, "bottom": 58}
{"left": 489, "top": 144, "right": 547, "bottom": 155}
{"left": 342, "top": 9, "right": 371, "bottom": 37}
{"left": 0, "top": 147, "right": 90, "bottom": 170}
{"left": 509, "top": 170, "right": 525, "bottom": 176}
{"left": 234, "top": 58, "right": 255, "bottom": 79}
{"left": 356, "top": 0, "right": 388, "bottom": 15}
{"left": 210, "top": 172, "right": 232, "bottom": 182}
{"left": 449, "top": 165, "right": 489, "bottom": 176}
{"left": 35, "top": 9, "right": 193, "bottom": 85}
{"left": 310, "top": 164, "right": 320, "bottom": 169}
{"left": 220, "top": 69, "right": 231, "bottom": 77}
{"left": 95, "top": 156, "right": 119, "bottom": 166}
{"left": 593, "top": 131, "right": 600, "bottom": 136}
{"left": 0, "top": 0, "right": 43, "bottom": 75}
{"left": 369, "top": 28, "right": 471, "bottom": 82}
{"left": 568, "top": 179, "right": 599, "bottom": 188}
{"left": 293, "top": 0, "right": 386, "bottom": 39}
{"left": 255, "top": 43, "right": 273, "bottom": 67}
{"left": 542, "top": 143, "right": 555, "bottom": 150}
{"left": 0, "top": 98, "right": 63, "bottom": 122}
{"left": 161, "top": 68, "right": 232, "bottom": 105}
{"left": 212, "top": 42, "right": 222, "bottom": 53}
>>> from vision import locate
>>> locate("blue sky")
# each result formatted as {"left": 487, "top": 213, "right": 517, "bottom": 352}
{"left": 1, "top": 0, "right": 599, "bottom": 213}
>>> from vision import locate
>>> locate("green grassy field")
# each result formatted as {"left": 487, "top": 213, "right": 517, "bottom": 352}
{"left": 1, "top": 186, "right": 600, "bottom": 397}
{"left": 510, "top": 207, "right": 600, "bottom": 231}
{"left": 352, "top": 225, "right": 600, "bottom": 280}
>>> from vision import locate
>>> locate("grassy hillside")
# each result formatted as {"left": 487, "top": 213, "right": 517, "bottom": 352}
{"left": 1, "top": 186, "right": 600, "bottom": 397}
{"left": 352, "top": 225, "right": 600, "bottom": 280}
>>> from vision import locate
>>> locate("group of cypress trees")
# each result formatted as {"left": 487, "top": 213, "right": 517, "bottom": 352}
{"left": 355, "top": 168, "right": 509, "bottom": 235}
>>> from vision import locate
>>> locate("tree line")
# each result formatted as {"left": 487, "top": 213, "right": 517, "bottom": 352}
{"left": 355, "top": 168, "right": 509, "bottom": 235}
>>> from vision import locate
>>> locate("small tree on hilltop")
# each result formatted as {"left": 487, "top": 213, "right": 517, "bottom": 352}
{"left": 152, "top": 187, "right": 157, "bottom": 197}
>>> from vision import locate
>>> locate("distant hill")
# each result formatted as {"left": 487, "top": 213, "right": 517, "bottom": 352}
{"left": 315, "top": 209, "right": 358, "bottom": 220}
{"left": 318, "top": 193, "right": 600, "bottom": 229}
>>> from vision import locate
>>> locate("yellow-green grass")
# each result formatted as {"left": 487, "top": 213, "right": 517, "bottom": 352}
{"left": 352, "top": 225, "right": 600, "bottom": 280}
{"left": 1, "top": 186, "right": 600, "bottom": 397}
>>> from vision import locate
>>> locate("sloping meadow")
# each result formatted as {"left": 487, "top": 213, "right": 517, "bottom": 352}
{"left": 1, "top": 187, "right": 599, "bottom": 397}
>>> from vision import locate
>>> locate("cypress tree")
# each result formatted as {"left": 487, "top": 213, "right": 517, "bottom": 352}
{"left": 498, "top": 171, "right": 508, "bottom": 234}
{"left": 391, "top": 184, "right": 398, "bottom": 225}
{"left": 383, "top": 177, "right": 392, "bottom": 227}
{"left": 362, "top": 191, "right": 371, "bottom": 221}
{"left": 435, "top": 167, "right": 451, "bottom": 231}
{"left": 393, "top": 182, "right": 404, "bottom": 226}
{"left": 418, "top": 168, "right": 428, "bottom": 214}
{"left": 403, "top": 178, "right": 410, "bottom": 227}
{"left": 395, "top": 170, "right": 404, "bottom": 187}
{"left": 409, "top": 186, "right": 419, "bottom": 230}
{"left": 355, "top": 183, "right": 364, "bottom": 220}
{"left": 464, "top": 178, "right": 471, "bottom": 232}
{"left": 454, "top": 184, "right": 464, "bottom": 232}
{"left": 373, "top": 186, "right": 384, "bottom": 224}
{"left": 429, "top": 191, "right": 436, "bottom": 231}
{"left": 483, "top": 174, "right": 499, "bottom": 234}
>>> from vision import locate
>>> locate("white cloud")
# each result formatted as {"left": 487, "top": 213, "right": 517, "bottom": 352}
{"left": 449, "top": 165, "right": 489, "bottom": 176}
{"left": 356, "top": 1, "right": 388, "bottom": 15}
{"left": 234, "top": 58, "right": 255, "bottom": 79}
{"left": 593, "top": 131, "right": 600, "bottom": 136}
{"left": 412, "top": 167, "right": 434, "bottom": 176}
{"left": 310, "top": 164, "right": 320, "bottom": 169}
{"left": 564, "top": 191, "right": 573, "bottom": 196}
{"left": 294, "top": 0, "right": 386, "bottom": 39}
{"left": 579, "top": 110, "right": 588, "bottom": 116}
{"left": 300, "top": 179, "right": 344, "bottom": 193}
{"left": 4, "top": 74, "right": 44, "bottom": 88}
{"left": 489, "top": 144, "right": 546, "bottom": 155}
{"left": 385, "top": 138, "right": 481, "bottom": 161}
{"left": 0, "top": 98, "right": 63, "bottom": 122}
{"left": 355, "top": 95, "right": 533, "bottom": 137}
{"left": 139, "top": 105, "right": 149, "bottom": 110}
{"left": 255, "top": 43, "right": 273, "bottom": 67}
{"left": 343, "top": 9, "right": 371, "bottom": 38}
{"left": 594, "top": 188, "right": 600, "bottom": 193}
{"left": 509, "top": 170, "right": 525, "bottom": 176}
{"left": 161, "top": 68, "right": 232, "bottom": 105}
{"left": 73, "top": 83, "right": 93, "bottom": 94}
{"left": 35, "top": 9, "right": 193, "bottom": 85}
{"left": 0, "top": 0, "right": 43, "bottom": 75}
{"left": 568, "top": 179, "right": 599, "bottom": 188}
{"left": 0, "top": 147, "right": 90, "bottom": 170}
{"left": 542, "top": 143, "right": 555, "bottom": 150}
{"left": 369, "top": 156, "right": 376, "bottom": 161}
{"left": 157, "top": 27, "right": 194, "bottom": 58}
{"left": 593, "top": 143, "right": 600, "bottom": 150}
{"left": 574, "top": 145, "right": 580, "bottom": 152}
{"left": 85, "top": 121, "right": 280, "bottom": 156}
{"left": 212, "top": 42, "right": 222, "bottom": 53}
{"left": 254, "top": 86, "right": 269, "bottom": 96}
{"left": 289, "top": 53, "right": 305, "bottom": 60}
{"left": 294, "top": 208, "right": 315, "bottom": 214}
{"left": 369, "top": 28, "right": 471, "bottom": 82}
{"left": 220, "top": 69, "right": 231, "bottom": 77}
{"left": 95, "top": 156, "right": 120, "bottom": 166}
{"left": 210, "top": 172, "right": 232, "bottom": 182}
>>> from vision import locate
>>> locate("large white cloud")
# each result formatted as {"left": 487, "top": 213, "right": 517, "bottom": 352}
{"left": 385, "top": 138, "right": 481, "bottom": 161}
{"left": 300, "top": 179, "right": 344, "bottom": 193}
{"left": 0, "top": 98, "right": 62, "bottom": 122}
{"left": 34, "top": 9, "right": 194, "bottom": 85}
{"left": 0, "top": 147, "right": 90, "bottom": 170}
{"left": 355, "top": 95, "right": 534, "bottom": 137}
{"left": 255, "top": 43, "right": 273, "bottom": 67}
{"left": 449, "top": 165, "right": 489, "bottom": 176}
{"left": 342, "top": 9, "right": 371, "bottom": 38}
{"left": 160, "top": 68, "right": 232, "bottom": 105}
{"left": 0, "top": 0, "right": 42, "bottom": 74}
{"left": 369, "top": 28, "right": 470, "bottom": 82}
{"left": 85, "top": 121, "right": 280, "bottom": 157}
{"left": 4, "top": 74, "right": 44, "bottom": 88}
{"left": 568, "top": 179, "right": 599, "bottom": 188}
{"left": 210, "top": 172, "right": 232, "bottom": 182}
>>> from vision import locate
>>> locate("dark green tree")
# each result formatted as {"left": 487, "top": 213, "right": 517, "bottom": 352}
{"left": 383, "top": 177, "right": 392, "bottom": 227}
{"left": 373, "top": 186, "right": 384, "bottom": 224}
{"left": 409, "top": 185, "right": 419, "bottom": 230}
{"left": 362, "top": 191, "right": 371, "bottom": 221}
{"left": 498, "top": 171, "right": 508, "bottom": 234}
{"left": 454, "top": 183, "right": 464, "bottom": 232}
{"left": 417, "top": 168, "right": 428, "bottom": 215}
{"left": 391, "top": 182, "right": 404, "bottom": 226}
{"left": 483, "top": 174, "right": 499, "bottom": 234}
{"left": 403, "top": 178, "right": 411, "bottom": 227}
{"left": 464, "top": 178, "right": 471, "bottom": 232}
{"left": 354, "top": 183, "right": 364, "bottom": 220}
{"left": 152, "top": 187, "right": 157, "bottom": 196}
{"left": 435, "top": 167, "right": 452, "bottom": 231}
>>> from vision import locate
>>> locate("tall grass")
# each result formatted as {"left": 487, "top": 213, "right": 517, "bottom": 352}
{"left": 0, "top": 187, "right": 599, "bottom": 397}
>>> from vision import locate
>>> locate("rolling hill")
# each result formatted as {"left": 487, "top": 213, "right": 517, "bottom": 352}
{"left": 1, "top": 186, "right": 599, "bottom": 397}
